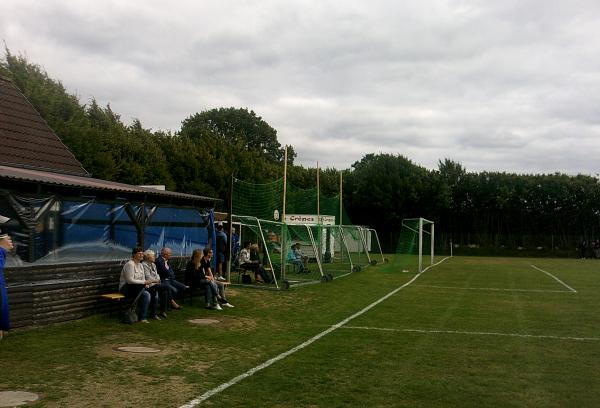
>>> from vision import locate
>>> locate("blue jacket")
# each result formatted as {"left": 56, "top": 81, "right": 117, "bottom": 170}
{"left": 155, "top": 255, "right": 175, "bottom": 281}
{"left": 0, "top": 247, "right": 9, "bottom": 331}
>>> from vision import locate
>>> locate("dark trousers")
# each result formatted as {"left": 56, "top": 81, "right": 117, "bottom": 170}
{"left": 164, "top": 278, "right": 186, "bottom": 298}
{"left": 120, "top": 284, "right": 151, "bottom": 320}
{"left": 241, "top": 262, "right": 271, "bottom": 283}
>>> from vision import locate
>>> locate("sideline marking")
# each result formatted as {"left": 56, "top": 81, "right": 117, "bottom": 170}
{"left": 332, "top": 271, "right": 353, "bottom": 280}
{"left": 179, "top": 257, "right": 452, "bottom": 407}
{"left": 530, "top": 264, "right": 577, "bottom": 293}
{"left": 342, "top": 325, "right": 600, "bottom": 342}
{"left": 413, "top": 284, "right": 573, "bottom": 294}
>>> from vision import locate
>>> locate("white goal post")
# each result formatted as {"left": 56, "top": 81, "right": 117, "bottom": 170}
{"left": 401, "top": 217, "right": 434, "bottom": 273}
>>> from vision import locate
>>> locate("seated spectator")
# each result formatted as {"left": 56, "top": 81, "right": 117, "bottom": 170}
{"left": 267, "top": 230, "right": 281, "bottom": 253}
{"left": 119, "top": 247, "right": 152, "bottom": 323}
{"left": 239, "top": 242, "right": 269, "bottom": 284}
{"left": 200, "top": 248, "right": 234, "bottom": 310}
{"left": 293, "top": 242, "right": 309, "bottom": 268}
{"left": 142, "top": 249, "right": 169, "bottom": 320}
{"left": 287, "top": 243, "right": 307, "bottom": 273}
{"left": 185, "top": 249, "right": 213, "bottom": 307}
{"left": 155, "top": 246, "right": 186, "bottom": 310}
{"left": 252, "top": 243, "right": 272, "bottom": 282}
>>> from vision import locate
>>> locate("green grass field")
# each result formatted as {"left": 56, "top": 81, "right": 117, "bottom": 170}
{"left": 2, "top": 255, "right": 600, "bottom": 407}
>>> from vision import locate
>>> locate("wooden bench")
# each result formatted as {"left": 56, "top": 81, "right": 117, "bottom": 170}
{"left": 100, "top": 292, "right": 126, "bottom": 317}
{"left": 235, "top": 267, "right": 251, "bottom": 283}
{"left": 101, "top": 293, "right": 125, "bottom": 301}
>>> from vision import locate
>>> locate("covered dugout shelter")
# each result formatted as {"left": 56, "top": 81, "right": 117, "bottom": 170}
{"left": 0, "top": 76, "right": 219, "bottom": 328}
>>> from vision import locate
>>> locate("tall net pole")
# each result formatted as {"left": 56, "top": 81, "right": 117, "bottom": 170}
{"left": 418, "top": 217, "right": 423, "bottom": 273}
{"left": 431, "top": 223, "right": 435, "bottom": 266}
{"left": 227, "top": 173, "right": 234, "bottom": 280}
{"left": 339, "top": 172, "right": 343, "bottom": 226}
{"left": 283, "top": 147, "right": 288, "bottom": 222}
{"left": 282, "top": 147, "right": 288, "bottom": 279}
{"left": 317, "top": 161, "right": 320, "bottom": 222}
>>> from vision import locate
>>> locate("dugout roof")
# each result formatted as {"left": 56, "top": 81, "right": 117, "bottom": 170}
{"left": 0, "top": 76, "right": 88, "bottom": 176}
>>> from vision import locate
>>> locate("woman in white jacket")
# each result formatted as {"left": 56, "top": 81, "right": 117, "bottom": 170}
{"left": 119, "top": 247, "right": 152, "bottom": 323}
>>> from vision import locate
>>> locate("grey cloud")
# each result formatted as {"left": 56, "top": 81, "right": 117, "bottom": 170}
{"left": 3, "top": 0, "right": 600, "bottom": 174}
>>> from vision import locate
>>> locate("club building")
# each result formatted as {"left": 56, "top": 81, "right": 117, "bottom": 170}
{"left": 0, "top": 75, "right": 220, "bottom": 328}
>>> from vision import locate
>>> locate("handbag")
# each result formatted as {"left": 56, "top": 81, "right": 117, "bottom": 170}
{"left": 122, "top": 287, "right": 145, "bottom": 324}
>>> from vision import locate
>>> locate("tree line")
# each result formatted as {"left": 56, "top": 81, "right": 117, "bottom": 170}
{"left": 2, "top": 50, "right": 597, "bottom": 256}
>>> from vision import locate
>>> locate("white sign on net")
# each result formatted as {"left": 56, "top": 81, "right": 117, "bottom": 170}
{"left": 285, "top": 214, "right": 336, "bottom": 225}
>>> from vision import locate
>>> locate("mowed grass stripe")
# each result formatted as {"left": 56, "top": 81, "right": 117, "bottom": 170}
{"left": 180, "top": 256, "right": 452, "bottom": 407}
{"left": 342, "top": 325, "right": 600, "bottom": 342}
{"left": 207, "top": 306, "right": 600, "bottom": 407}
{"left": 353, "top": 256, "right": 600, "bottom": 342}
{"left": 412, "top": 284, "right": 574, "bottom": 293}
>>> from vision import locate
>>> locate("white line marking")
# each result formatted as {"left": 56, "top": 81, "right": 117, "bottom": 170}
{"left": 530, "top": 264, "right": 577, "bottom": 293}
{"left": 342, "top": 325, "right": 600, "bottom": 342}
{"left": 179, "top": 256, "right": 452, "bottom": 407}
{"left": 290, "top": 280, "right": 321, "bottom": 288}
{"left": 413, "top": 284, "right": 573, "bottom": 294}
{"left": 332, "top": 271, "right": 353, "bottom": 280}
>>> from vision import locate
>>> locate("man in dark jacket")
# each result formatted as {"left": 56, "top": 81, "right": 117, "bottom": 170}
{"left": 215, "top": 223, "right": 228, "bottom": 281}
{"left": 155, "top": 247, "right": 186, "bottom": 309}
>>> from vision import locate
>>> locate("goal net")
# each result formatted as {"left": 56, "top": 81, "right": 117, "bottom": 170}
{"left": 231, "top": 176, "right": 385, "bottom": 287}
{"left": 395, "top": 218, "right": 435, "bottom": 273}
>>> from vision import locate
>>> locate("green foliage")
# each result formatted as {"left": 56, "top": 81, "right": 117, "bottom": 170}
{"left": 0, "top": 50, "right": 286, "bottom": 205}
{"left": 344, "top": 153, "right": 448, "bottom": 234}
{"left": 180, "top": 107, "right": 294, "bottom": 163}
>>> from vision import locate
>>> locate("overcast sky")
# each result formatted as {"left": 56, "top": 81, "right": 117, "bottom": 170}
{"left": 2, "top": 0, "right": 600, "bottom": 174}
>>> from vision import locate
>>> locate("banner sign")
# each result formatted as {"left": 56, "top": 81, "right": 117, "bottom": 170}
{"left": 285, "top": 214, "right": 336, "bottom": 225}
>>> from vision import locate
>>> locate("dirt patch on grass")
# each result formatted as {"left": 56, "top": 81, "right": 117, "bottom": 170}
{"left": 96, "top": 342, "right": 180, "bottom": 360}
{"left": 49, "top": 370, "right": 197, "bottom": 408}
{"left": 242, "top": 288, "right": 313, "bottom": 310}
{"left": 212, "top": 316, "right": 258, "bottom": 330}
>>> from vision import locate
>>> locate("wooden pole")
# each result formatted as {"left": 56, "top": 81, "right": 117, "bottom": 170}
{"left": 339, "top": 171, "right": 343, "bottom": 226}
{"left": 282, "top": 147, "right": 288, "bottom": 280}
{"left": 227, "top": 173, "right": 234, "bottom": 280}
{"left": 283, "top": 147, "right": 288, "bottom": 223}
{"left": 316, "top": 162, "right": 320, "bottom": 223}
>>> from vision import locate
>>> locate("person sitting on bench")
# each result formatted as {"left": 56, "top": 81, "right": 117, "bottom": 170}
{"left": 239, "top": 241, "right": 269, "bottom": 283}
{"left": 119, "top": 247, "right": 152, "bottom": 323}
{"left": 185, "top": 249, "right": 212, "bottom": 308}
{"left": 287, "top": 243, "right": 308, "bottom": 273}
{"left": 142, "top": 249, "right": 169, "bottom": 320}
{"left": 155, "top": 246, "right": 186, "bottom": 310}
{"left": 200, "top": 248, "right": 234, "bottom": 310}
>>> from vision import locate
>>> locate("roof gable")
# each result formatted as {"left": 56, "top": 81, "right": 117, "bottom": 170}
{"left": 0, "top": 76, "right": 89, "bottom": 177}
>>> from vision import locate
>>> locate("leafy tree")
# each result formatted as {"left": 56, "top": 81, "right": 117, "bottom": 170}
{"left": 180, "top": 107, "right": 294, "bottom": 163}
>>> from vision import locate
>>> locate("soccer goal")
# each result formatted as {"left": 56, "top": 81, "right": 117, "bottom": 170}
{"left": 396, "top": 218, "right": 435, "bottom": 273}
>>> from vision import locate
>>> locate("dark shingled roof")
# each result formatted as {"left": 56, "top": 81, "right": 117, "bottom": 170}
{"left": 0, "top": 76, "right": 89, "bottom": 176}
{"left": 0, "top": 76, "right": 219, "bottom": 207}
